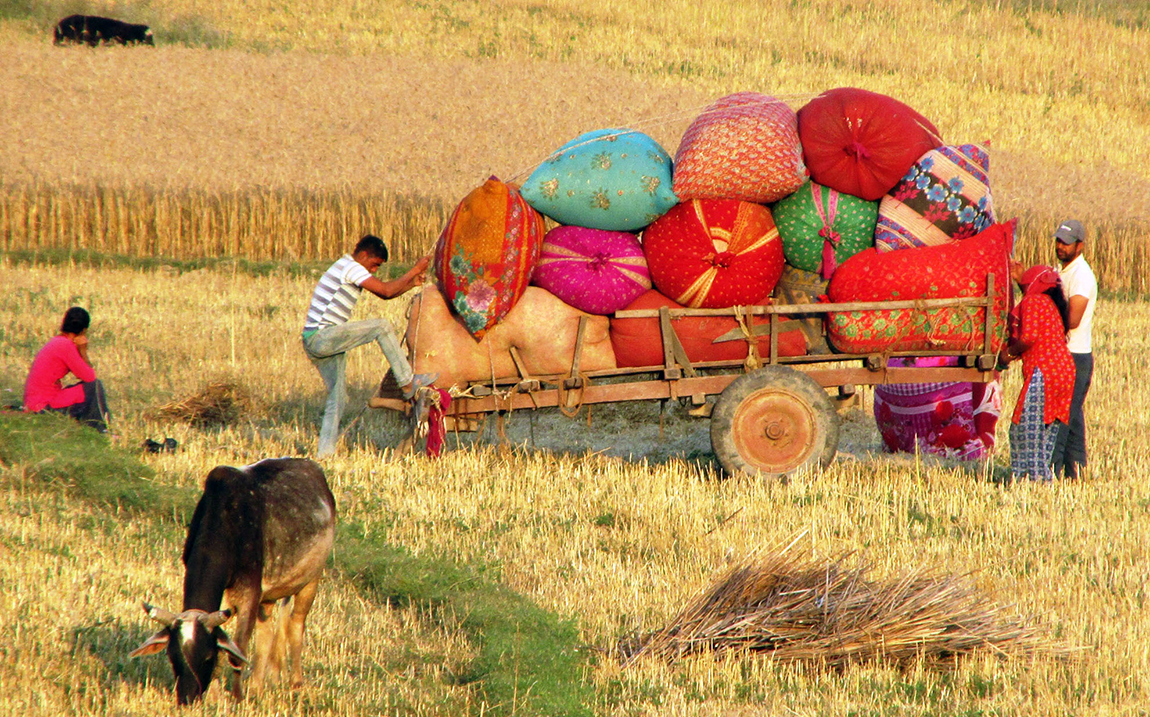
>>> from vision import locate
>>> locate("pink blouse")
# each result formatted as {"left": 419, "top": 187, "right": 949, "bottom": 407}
{"left": 23, "top": 336, "right": 96, "bottom": 413}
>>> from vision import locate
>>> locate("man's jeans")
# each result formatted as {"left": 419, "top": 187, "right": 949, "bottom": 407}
{"left": 1052, "top": 351, "right": 1093, "bottom": 479}
{"left": 303, "top": 319, "right": 413, "bottom": 456}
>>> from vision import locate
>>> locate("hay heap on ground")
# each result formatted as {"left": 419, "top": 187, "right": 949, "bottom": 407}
{"left": 621, "top": 549, "right": 1048, "bottom": 668}
{"left": 151, "top": 381, "right": 252, "bottom": 428}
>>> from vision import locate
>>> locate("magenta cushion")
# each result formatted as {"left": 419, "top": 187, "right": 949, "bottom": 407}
{"left": 530, "top": 226, "right": 651, "bottom": 315}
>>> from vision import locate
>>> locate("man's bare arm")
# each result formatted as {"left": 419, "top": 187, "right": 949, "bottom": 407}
{"left": 1066, "top": 295, "right": 1089, "bottom": 330}
{"left": 362, "top": 256, "right": 431, "bottom": 300}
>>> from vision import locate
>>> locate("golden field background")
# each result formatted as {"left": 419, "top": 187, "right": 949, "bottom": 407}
{"left": 2, "top": 0, "right": 1150, "bottom": 289}
{"left": 3, "top": 0, "right": 1150, "bottom": 714}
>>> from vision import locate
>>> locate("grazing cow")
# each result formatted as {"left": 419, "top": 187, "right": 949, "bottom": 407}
{"left": 54, "top": 15, "right": 154, "bottom": 46}
{"left": 130, "top": 458, "right": 336, "bottom": 704}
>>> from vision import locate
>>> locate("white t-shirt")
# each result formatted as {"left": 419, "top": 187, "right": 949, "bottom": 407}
{"left": 1059, "top": 254, "right": 1097, "bottom": 354}
{"left": 303, "top": 255, "right": 373, "bottom": 332}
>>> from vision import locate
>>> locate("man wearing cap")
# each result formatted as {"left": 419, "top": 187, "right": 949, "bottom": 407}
{"left": 1052, "top": 219, "right": 1097, "bottom": 479}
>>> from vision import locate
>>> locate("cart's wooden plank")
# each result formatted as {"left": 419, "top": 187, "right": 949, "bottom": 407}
{"left": 458, "top": 350, "right": 991, "bottom": 385}
{"left": 570, "top": 315, "right": 588, "bottom": 378}
{"left": 983, "top": 273, "right": 996, "bottom": 355}
{"left": 659, "top": 306, "right": 678, "bottom": 379}
{"left": 445, "top": 366, "right": 991, "bottom": 415}
{"left": 769, "top": 312, "right": 778, "bottom": 364}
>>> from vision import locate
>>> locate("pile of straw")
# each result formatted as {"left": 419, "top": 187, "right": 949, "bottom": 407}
{"left": 622, "top": 549, "right": 1048, "bottom": 668}
{"left": 151, "top": 381, "right": 253, "bottom": 428}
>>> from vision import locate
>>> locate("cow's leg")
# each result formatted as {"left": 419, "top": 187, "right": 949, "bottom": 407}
{"left": 225, "top": 591, "right": 261, "bottom": 701}
{"left": 286, "top": 579, "right": 320, "bottom": 688}
{"left": 246, "top": 600, "right": 279, "bottom": 694}
{"left": 269, "top": 597, "right": 291, "bottom": 682}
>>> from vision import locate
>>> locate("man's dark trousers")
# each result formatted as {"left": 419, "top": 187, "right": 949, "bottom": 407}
{"left": 1053, "top": 352, "right": 1092, "bottom": 478}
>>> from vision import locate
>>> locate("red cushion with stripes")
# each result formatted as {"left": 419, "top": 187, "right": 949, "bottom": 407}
{"left": 531, "top": 225, "right": 651, "bottom": 315}
{"left": 642, "top": 199, "right": 785, "bottom": 309}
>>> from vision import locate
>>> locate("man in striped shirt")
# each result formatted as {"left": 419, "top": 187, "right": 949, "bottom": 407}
{"left": 302, "top": 235, "right": 435, "bottom": 456}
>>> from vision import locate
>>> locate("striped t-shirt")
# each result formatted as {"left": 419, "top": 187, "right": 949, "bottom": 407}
{"left": 303, "top": 255, "right": 373, "bottom": 333}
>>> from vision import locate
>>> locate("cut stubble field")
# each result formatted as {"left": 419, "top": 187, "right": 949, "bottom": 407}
{"left": 2, "top": 260, "right": 1150, "bottom": 715}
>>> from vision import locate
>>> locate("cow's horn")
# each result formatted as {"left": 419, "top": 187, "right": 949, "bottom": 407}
{"left": 142, "top": 601, "right": 178, "bottom": 626}
{"left": 200, "top": 608, "right": 234, "bottom": 630}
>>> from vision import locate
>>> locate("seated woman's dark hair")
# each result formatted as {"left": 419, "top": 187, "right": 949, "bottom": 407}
{"left": 354, "top": 234, "right": 389, "bottom": 262}
{"left": 61, "top": 306, "right": 90, "bottom": 335}
{"left": 1045, "top": 287, "right": 1071, "bottom": 333}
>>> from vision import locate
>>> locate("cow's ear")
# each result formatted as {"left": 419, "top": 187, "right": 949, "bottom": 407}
{"left": 214, "top": 629, "right": 248, "bottom": 668}
{"left": 129, "top": 629, "right": 170, "bottom": 658}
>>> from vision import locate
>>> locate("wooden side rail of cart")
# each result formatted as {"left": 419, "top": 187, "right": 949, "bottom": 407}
{"left": 372, "top": 275, "right": 1002, "bottom": 478}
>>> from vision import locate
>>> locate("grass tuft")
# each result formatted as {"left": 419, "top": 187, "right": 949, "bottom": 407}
{"left": 627, "top": 547, "right": 1055, "bottom": 668}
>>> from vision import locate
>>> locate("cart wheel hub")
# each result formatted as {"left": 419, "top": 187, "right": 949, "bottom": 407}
{"left": 730, "top": 389, "right": 817, "bottom": 474}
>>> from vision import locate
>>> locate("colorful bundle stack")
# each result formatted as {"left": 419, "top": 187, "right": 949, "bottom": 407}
{"left": 419, "top": 84, "right": 1010, "bottom": 438}
{"left": 875, "top": 144, "right": 995, "bottom": 252}
{"left": 643, "top": 199, "right": 785, "bottom": 309}
{"left": 434, "top": 177, "right": 546, "bottom": 339}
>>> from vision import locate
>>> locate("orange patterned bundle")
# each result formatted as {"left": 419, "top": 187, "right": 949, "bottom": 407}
{"left": 643, "top": 199, "right": 785, "bottom": 308}
{"left": 434, "top": 177, "right": 546, "bottom": 339}
{"left": 672, "top": 92, "right": 808, "bottom": 204}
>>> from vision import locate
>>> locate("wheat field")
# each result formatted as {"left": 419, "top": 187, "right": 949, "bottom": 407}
{"left": 3, "top": 0, "right": 1150, "bottom": 714}
{"left": 3, "top": 0, "right": 1150, "bottom": 288}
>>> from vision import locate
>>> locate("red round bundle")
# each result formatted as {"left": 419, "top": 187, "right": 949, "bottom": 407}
{"left": 642, "top": 199, "right": 785, "bottom": 309}
{"left": 797, "top": 87, "right": 942, "bottom": 201}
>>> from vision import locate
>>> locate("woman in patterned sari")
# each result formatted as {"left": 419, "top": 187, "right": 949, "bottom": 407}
{"left": 998, "top": 263, "right": 1075, "bottom": 482}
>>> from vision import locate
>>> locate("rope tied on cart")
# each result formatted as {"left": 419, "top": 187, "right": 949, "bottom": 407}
{"left": 557, "top": 372, "right": 593, "bottom": 418}
{"left": 733, "top": 305, "right": 762, "bottom": 370}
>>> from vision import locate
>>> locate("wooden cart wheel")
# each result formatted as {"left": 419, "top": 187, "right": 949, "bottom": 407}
{"left": 710, "top": 366, "right": 840, "bottom": 479}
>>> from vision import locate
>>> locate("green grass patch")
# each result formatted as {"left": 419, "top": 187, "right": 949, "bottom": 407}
{"left": 338, "top": 523, "right": 593, "bottom": 717}
{"left": 0, "top": 410, "right": 188, "bottom": 513}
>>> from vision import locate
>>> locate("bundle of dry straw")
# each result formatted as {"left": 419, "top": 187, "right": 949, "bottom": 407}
{"left": 622, "top": 548, "right": 1049, "bottom": 668}
{"left": 151, "top": 381, "right": 253, "bottom": 428}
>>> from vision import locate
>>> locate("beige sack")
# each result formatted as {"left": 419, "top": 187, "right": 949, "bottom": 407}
{"left": 404, "top": 286, "right": 617, "bottom": 390}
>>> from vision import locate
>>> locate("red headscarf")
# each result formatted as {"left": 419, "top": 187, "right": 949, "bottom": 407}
{"left": 1009, "top": 265, "right": 1061, "bottom": 329}
{"left": 1019, "top": 265, "right": 1060, "bottom": 296}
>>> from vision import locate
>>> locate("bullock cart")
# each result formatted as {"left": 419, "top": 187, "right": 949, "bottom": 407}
{"left": 371, "top": 277, "right": 1002, "bottom": 478}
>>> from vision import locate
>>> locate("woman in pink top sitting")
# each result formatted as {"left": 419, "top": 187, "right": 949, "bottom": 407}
{"left": 23, "top": 307, "right": 111, "bottom": 433}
